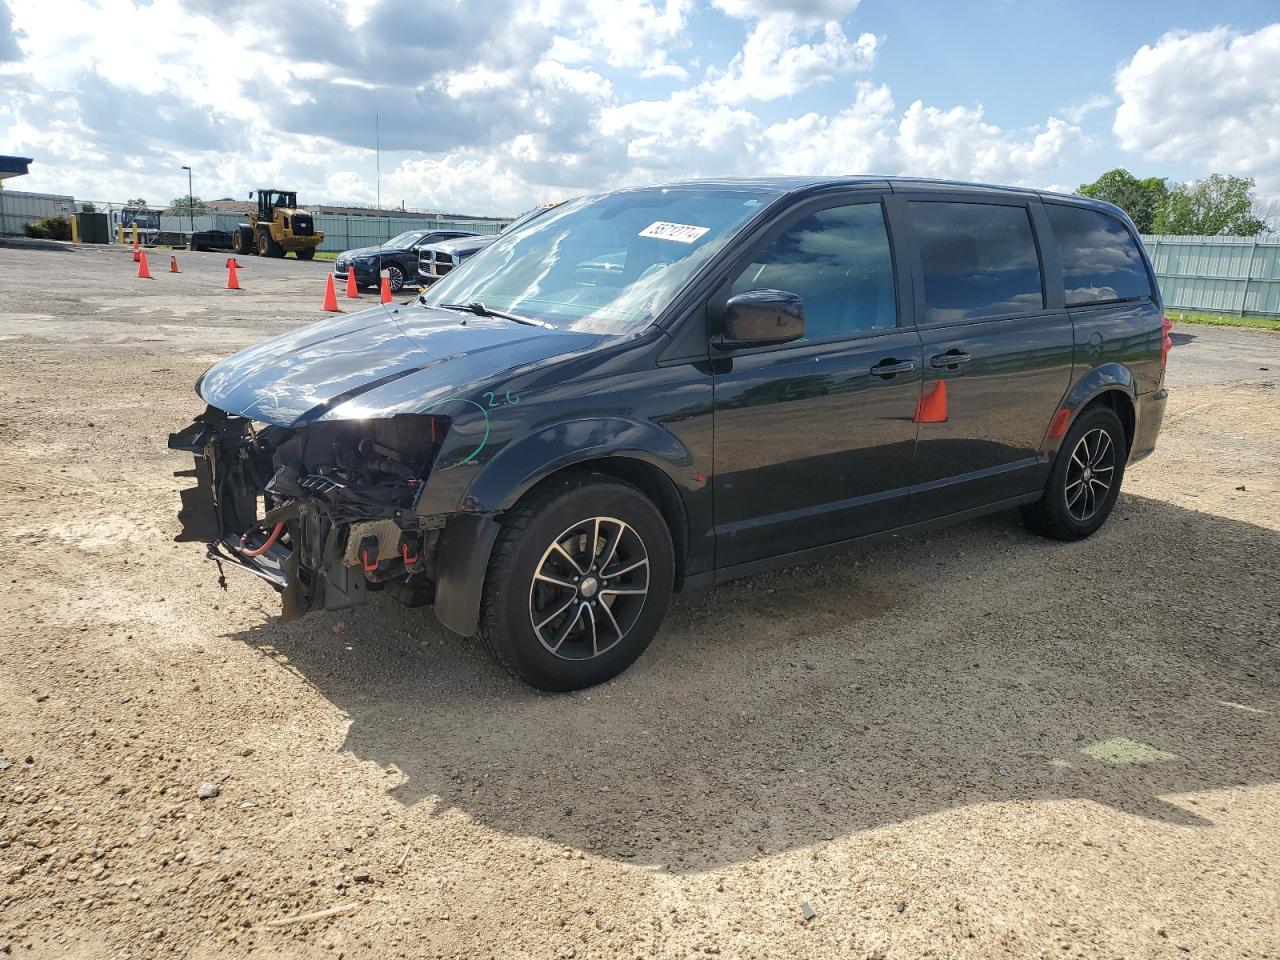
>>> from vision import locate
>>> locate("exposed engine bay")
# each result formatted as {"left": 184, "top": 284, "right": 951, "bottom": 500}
{"left": 168, "top": 408, "right": 447, "bottom": 620}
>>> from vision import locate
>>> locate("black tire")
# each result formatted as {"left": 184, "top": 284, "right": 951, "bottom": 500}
{"left": 257, "top": 229, "right": 284, "bottom": 258}
{"left": 1021, "top": 404, "right": 1128, "bottom": 541}
{"left": 295, "top": 247, "right": 316, "bottom": 261}
{"left": 477, "top": 473, "right": 674, "bottom": 691}
{"left": 232, "top": 226, "right": 254, "bottom": 256}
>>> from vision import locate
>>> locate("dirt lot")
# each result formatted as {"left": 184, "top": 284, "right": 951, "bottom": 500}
{"left": 0, "top": 242, "right": 1277, "bottom": 960}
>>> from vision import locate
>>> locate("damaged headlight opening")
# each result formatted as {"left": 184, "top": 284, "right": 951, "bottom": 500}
{"left": 169, "top": 408, "right": 449, "bottom": 621}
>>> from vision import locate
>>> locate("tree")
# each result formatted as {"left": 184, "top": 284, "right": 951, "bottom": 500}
{"left": 1152, "top": 174, "right": 1270, "bottom": 236}
{"left": 169, "top": 194, "right": 208, "bottom": 215}
{"left": 1076, "top": 169, "right": 1169, "bottom": 234}
{"left": 80, "top": 201, "right": 97, "bottom": 213}
{"left": 126, "top": 197, "right": 148, "bottom": 208}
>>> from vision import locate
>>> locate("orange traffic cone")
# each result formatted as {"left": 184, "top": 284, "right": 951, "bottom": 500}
{"left": 169, "top": 256, "right": 180, "bottom": 273}
{"left": 226, "top": 259, "right": 241, "bottom": 290}
{"left": 132, "top": 248, "right": 140, "bottom": 262}
{"left": 322, "top": 273, "right": 340, "bottom": 312}
{"left": 914, "top": 379, "right": 948, "bottom": 424}
{"left": 137, "top": 251, "right": 152, "bottom": 279}
{"left": 380, "top": 275, "right": 392, "bottom": 304}
{"left": 345, "top": 267, "right": 360, "bottom": 299}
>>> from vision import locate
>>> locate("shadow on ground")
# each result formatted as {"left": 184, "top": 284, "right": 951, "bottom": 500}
{"left": 232, "top": 494, "right": 1278, "bottom": 874}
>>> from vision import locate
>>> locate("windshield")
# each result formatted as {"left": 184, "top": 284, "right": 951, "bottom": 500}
{"left": 502, "top": 205, "right": 553, "bottom": 234}
{"left": 384, "top": 231, "right": 424, "bottom": 249}
{"left": 421, "top": 188, "right": 777, "bottom": 333}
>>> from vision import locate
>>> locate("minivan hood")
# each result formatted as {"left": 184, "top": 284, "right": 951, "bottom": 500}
{"left": 197, "top": 302, "right": 607, "bottom": 427}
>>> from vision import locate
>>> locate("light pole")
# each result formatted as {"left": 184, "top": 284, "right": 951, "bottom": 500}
{"left": 180, "top": 165, "right": 193, "bottom": 247}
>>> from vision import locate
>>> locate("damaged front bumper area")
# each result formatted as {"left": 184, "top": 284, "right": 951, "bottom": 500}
{"left": 168, "top": 407, "right": 448, "bottom": 621}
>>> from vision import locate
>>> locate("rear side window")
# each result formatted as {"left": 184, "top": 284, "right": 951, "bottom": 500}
{"left": 731, "top": 202, "right": 897, "bottom": 341}
{"left": 1047, "top": 204, "right": 1153, "bottom": 306}
{"left": 909, "top": 201, "right": 1044, "bottom": 324}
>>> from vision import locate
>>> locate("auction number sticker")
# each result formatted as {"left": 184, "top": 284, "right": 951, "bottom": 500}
{"left": 639, "top": 221, "right": 710, "bottom": 243}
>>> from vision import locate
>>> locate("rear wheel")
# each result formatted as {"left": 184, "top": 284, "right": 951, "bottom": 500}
{"left": 231, "top": 226, "right": 254, "bottom": 256}
{"left": 1021, "top": 404, "right": 1127, "bottom": 541}
{"left": 295, "top": 247, "right": 316, "bottom": 261}
{"left": 477, "top": 474, "right": 674, "bottom": 691}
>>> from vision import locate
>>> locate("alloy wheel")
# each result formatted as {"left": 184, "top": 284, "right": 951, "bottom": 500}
{"left": 1064, "top": 427, "right": 1115, "bottom": 522}
{"left": 528, "top": 516, "right": 650, "bottom": 661}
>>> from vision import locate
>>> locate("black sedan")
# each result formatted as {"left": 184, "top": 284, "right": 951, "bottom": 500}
{"left": 334, "top": 229, "right": 477, "bottom": 291}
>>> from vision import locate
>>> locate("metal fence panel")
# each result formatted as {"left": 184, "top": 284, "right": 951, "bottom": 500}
{"left": 312, "top": 215, "right": 506, "bottom": 252}
{"left": 0, "top": 189, "right": 77, "bottom": 235}
{"left": 1141, "top": 235, "right": 1280, "bottom": 317}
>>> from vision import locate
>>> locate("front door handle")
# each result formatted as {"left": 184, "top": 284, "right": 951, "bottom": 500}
{"left": 870, "top": 358, "right": 916, "bottom": 379}
{"left": 930, "top": 349, "right": 972, "bottom": 369}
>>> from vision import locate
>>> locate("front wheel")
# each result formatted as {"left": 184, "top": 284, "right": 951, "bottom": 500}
{"left": 295, "top": 247, "right": 316, "bottom": 261}
{"left": 477, "top": 474, "right": 674, "bottom": 691}
{"left": 257, "top": 230, "right": 284, "bottom": 257}
{"left": 384, "top": 262, "right": 406, "bottom": 291}
{"left": 1021, "top": 404, "right": 1128, "bottom": 541}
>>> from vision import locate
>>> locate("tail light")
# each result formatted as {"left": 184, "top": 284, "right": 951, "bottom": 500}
{"left": 1160, "top": 315, "right": 1173, "bottom": 370}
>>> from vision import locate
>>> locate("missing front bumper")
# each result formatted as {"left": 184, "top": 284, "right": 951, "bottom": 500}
{"left": 168, "top": 407, "right": 444, "bottom": 621}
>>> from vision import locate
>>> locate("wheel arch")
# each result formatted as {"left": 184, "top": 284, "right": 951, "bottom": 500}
{"left": 1051, "top": 363, "right": 1138, "bottom": 458}
{"left": 511, "top": 454, "right": 690, "bottom": 593}
{"left": 1085, "top": 389, "right": 1135, "bottom": 454}
{"left": 429, "top": 418, "right": 698, "bottom": 637}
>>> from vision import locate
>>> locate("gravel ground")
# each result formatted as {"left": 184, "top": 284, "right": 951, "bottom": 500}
{"left": 0, "top": 242, "right": 1277, "bottom": 960}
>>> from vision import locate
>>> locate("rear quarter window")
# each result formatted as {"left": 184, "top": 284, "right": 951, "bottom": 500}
{"left": 909, "top": 201, "right": 1044, "bottom": 324}
{"left": 1047, "top": 204, "right": 1153, "bottom": 307}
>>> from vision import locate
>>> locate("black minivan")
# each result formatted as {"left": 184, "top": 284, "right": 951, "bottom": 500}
{"left": 170, "top": 177, "right": 1170, "bottom": 690}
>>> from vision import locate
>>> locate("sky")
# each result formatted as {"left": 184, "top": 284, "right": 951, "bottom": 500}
{"left": 1, "top": 0, "right": 1278, "bottom": 217}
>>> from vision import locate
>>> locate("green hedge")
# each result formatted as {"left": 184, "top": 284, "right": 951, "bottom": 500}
{"left": 22, "top": 215, "right": 72, "bottom": 241}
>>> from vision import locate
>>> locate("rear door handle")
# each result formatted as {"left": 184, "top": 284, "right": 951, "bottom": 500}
{"left": 930, "top": 350, "right": 972, "bottom": 369}
{"left": 870, "top": 358, "right": 916, "bottom": 378}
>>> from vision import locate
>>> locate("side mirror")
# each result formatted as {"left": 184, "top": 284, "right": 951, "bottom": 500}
{"left": 717, "top": 289, "right": 805, "bottom": 348}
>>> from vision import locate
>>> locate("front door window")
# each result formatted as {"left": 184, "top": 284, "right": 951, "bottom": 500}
{"left": 730, "top": 203, "right": 897, "bottom": 341}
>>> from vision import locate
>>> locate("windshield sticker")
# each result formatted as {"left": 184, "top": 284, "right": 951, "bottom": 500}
{"left": 639, "top": 221, "right": 710, "bottom": 244}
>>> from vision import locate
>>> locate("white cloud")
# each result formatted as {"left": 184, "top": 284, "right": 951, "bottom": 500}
{"left": 546, "top": 34, "right": 593, "bottom": 64}
{"left": 1113, "top": 24, "right": 1280, "bottom": 188}
{"left": 546, "top": 0, "right": 693, "bottom": 79}
{"left": 712, "top": 0, "right": 860, "bottom": 22}
{"left": 755, "top": 83, "right": 1088, "bottom": 184}
{"left": 1061, "top": 93, "right": 1113, "bottom": 124}
{"left": 710, "top": 12, "right": 877, "bottom": 103}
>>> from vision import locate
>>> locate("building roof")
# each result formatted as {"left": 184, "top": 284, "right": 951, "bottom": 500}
{"left": 0, "top": 156, "right": 32, "bottom": 180}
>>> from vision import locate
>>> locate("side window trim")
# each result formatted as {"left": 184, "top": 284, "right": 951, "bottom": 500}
{"left": 709, "top": 192, "right": 907, "bottom": 352}
{"left": 898, "top": 194, "right": 1058, "bottom": 329}
{"left": 1028, "top": 199, "right": 1064, "bottom": 312}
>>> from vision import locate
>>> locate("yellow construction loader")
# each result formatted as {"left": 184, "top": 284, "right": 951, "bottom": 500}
{"left": 231, "top": 189, "right": 324, "bottom": 259}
